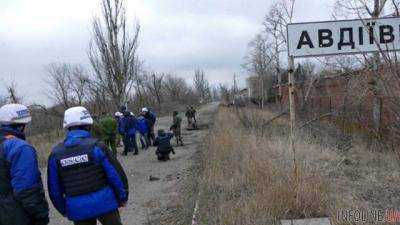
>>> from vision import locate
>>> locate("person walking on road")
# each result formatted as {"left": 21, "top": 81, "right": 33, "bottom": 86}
{"left": 120, "top": 111, "right": 139, "bottom": 155}
{"left": 47, "top": 106, "right": 128, "bottom": 225}
{"left": 0, "top": 103, "right": 50, "bottom": 225}
{"left": 153, "top": 129, "right": 175, "bottom": 161}
{"left": 137, "top": 115, "right": 150, "bottom": 149}
{"left": 185, "top": 106, "right": 197, "bottom": 129}
{"left": 170, "top": 111, "right": 184, "bottom": 146}
{"left": 142, "top": 108, "right": 156, "bottom": 145}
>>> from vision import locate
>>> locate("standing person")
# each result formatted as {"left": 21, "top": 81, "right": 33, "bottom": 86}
{"left": 121, "top": 111, "right": 139, "bottom": 155}
{"left": 185, "top": 106, "right": 192, "bottom": 125}
{"left": 190, "top": 106, "right": 197, "bottom": 123}
{"left": 0, "top": 104, "right": 49, "bottom": 225}
{"left": 98, "top": 113, "right": 118, "bottom": 157}
{"left": 47, "top": 106, "right": 128, "bottom": 225}
{"left": 170, "top": 111, "right": 184, "bottom": 146}
{"left": 114, "top": 112, "right": 123, "bottom": 147}
{"left": 137, "top": 115, "right": 150, "bottom": 149}
{"left": 153, "top": 129, "right": 175, "bottom": 161}
{"left": 142, "top": 108, "right": 156, "bottom": 144}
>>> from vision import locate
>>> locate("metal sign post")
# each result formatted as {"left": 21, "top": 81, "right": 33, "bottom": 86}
{"left": 288, "top": 56, "right": 297, "bottom": 179}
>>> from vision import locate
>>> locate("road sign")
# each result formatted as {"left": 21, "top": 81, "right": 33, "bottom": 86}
{"left": 287, "top": 17, "right": 400, "bottom": 58}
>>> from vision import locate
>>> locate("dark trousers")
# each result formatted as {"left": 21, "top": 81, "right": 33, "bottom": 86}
{"left": 157, "top": 153, "right": 170, "bottom": 161}
{"left": 148, "top": 126, "right": 155, "bottom": 145}
{"left": 122, "top": 135, "right": 131, "bottom": 155}
{"left": 123, "top": 134, "right": 138, "bottom": 155}
{"left": 73, "top": 210, "right": 122, "bottom": 225}
{"left": 139, "top": 133, "right": 150, "bottom": 149}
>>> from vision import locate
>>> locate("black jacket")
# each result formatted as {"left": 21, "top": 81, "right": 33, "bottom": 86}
{"left": 153, "top": 133, "right": 174, "bottom": 154}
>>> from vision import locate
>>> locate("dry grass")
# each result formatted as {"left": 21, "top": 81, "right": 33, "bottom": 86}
{"left": 197, "top": 107, "right": 330, "bottom": 225}
{"left": 196, "top": 106, "right": 400, "bottom": 225}
{"left": 28, "top": 129, "right": 64, "bottom": 167}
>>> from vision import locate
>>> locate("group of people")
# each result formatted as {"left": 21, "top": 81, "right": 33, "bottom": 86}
{"left": 114, "top": 106, "right": 157, "bottom": 156}
{"left": 0, "top": 103, "right": 198, "bottom": 225}
{"left": 94, "top": 105, "right": 197, "bottom": 162}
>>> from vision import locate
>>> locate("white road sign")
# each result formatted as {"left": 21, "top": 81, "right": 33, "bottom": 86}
{"left": 287, "top": 17, "right": 400, "bottom": 58}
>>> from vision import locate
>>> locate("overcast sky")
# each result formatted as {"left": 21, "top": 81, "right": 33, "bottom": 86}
{"left": 0, "top": 0, "right": 334, "bottom": 104}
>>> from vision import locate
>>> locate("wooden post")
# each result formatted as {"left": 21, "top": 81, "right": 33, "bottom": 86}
{"left": 288, "top": 56, "right": 297, "bottom": 178}
{"left": 371, "top": 0, "right": 382, "bottom": 133}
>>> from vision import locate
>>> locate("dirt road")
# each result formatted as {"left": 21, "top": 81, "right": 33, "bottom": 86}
{"left": 46, "top": 102, "right": 218, "bottom": 225}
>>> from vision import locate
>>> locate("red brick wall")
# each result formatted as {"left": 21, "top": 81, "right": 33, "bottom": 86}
{"left": 278, "top": 74, "right": 396, "bottom": 131}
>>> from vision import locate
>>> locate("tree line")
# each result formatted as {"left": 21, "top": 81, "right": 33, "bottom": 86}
{"left": 0, "top": 0, "right": 218, "bottom": 135}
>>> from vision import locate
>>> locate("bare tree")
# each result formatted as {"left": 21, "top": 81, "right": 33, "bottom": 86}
{"left": 88, "top": 0, "right": 141, "bottom": 109}
{"left": 44, "top": 63, "right": 73, "bottom": 109}
{"left": 193, "top": 69, "right": 211, "bottom": 103}
{"left": 5, "top": 81, "right": 22, "bottom": 103}
{"left": 243, "top": 34, "right": 273, "bottom": 108}
{"left": 70, "top": 65, "right": 90, "bottom": 105}
{"left": 263, "top": 0, "right": 296, "bottom": 99}
{"left": 333, "top": 0, "right": 393, "bottom": 132}
{"left": 144, "top": 73, "right": 164, "bottom": 109}
{"left": 163, "top": 75, "right": 189, "bottom": 101}
{"left": 218, "top": 84, "right": 232, "bottom": 105}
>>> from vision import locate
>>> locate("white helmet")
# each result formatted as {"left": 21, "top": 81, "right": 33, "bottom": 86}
{"left": 63, "top": 106, "right": 93, "bottom": 129}
{"left": 115, "top": 112, "right": 123, "bottom": 117}
{"left": 142, "top": 107, "right": 149, "bottom": 113}
{"left": 0, "top": 104, "right": 31, "bottom": 125}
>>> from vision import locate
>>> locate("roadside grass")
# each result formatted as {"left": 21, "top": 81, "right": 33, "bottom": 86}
{"left": 28, "top": 129, "right": 64, "bottom": 167}
{"left": 195, "top": 106, "right": 400, "bottom": 225}
{"left": 196, "top": 107, "right": 329, "bottom": 225}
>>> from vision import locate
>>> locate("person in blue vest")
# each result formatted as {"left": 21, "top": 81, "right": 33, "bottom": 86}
{"left": 120, "top": 111, "right": 138, "bottom": 155}
{"left": 0, "top": 103, "right": 49, "bottom": 225}
{"left": 47, "top": 106, "right": 129, "bottom": 225}
{"left": 137, "top": 115, "right": 150, "bottom": 149}
{"left": 141, "top": 108, "right": 156, "bottom": 144}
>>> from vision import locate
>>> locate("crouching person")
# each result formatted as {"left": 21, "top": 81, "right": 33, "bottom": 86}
{"left": 0, "top": 104, "right": 49, "bottom": 225}
{"left": 47, "top": 106, "right": 129, "bottom": 225}
{"left": 153, "top": 129, "right": 175, "bottom": 161}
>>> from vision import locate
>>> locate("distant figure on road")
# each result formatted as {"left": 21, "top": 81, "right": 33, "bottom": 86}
{"left": 185, "top": 106, "right": 197, "bottom": 129}
{"left": 48, "top": 106, "right": 128, "bottom": 225}
{"left": 170, "top": 111, "right": 184, "bottom": 146}
{"left": 153, "top": 129, "right": 175, "bottom": 161}
{"left": 142, "top": 107, "right": 156, "bottom": 145}
{"left": 0, "top": 104, "right": 49, "bottom": 225}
